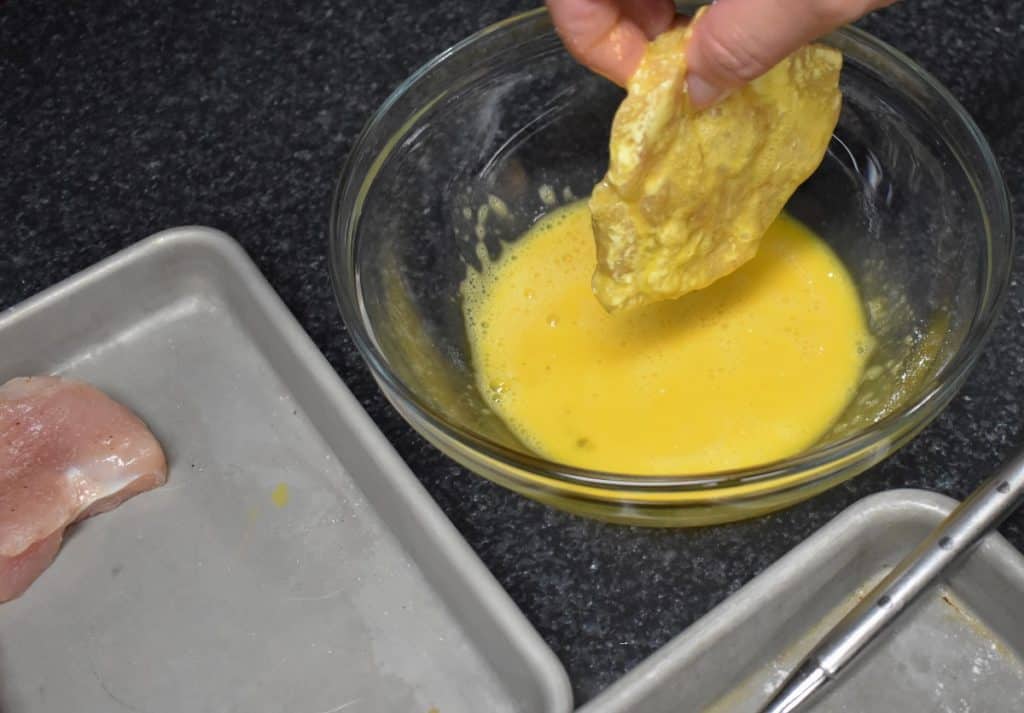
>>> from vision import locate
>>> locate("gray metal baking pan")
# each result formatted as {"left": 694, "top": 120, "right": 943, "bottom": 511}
{"left": 580, "top": 489, "right": 1024, "bottom": 712}
{"left": 0, "top": 227, "right": 572, "bottom": 713}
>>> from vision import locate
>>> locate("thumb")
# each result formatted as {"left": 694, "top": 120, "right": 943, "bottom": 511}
{"left": 685, "top": 0, "right": 893, "bottom": 108}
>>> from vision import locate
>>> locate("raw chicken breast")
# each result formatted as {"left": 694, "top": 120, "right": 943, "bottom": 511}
{"left": 1, "top": 376, "right": 167, "bottom": 602}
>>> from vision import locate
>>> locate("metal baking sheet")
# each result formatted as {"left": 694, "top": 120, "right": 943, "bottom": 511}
{"left": 581, "top": 489, "right": 1024, "bottom": 712}
{"left": 0, "top": 227, "right": 572, "bottom": 713}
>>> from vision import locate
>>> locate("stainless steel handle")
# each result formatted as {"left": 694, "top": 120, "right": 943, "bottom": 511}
{"left": 760, "top": 444, "right": 1024, "bottom": 713}
{"left": 819, "top": 446, "right": 1024, "bottom": 674}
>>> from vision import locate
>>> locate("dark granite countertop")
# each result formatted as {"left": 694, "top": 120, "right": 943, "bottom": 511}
{"left": 2, "top": 0, "right": 1022, "bottom": 705}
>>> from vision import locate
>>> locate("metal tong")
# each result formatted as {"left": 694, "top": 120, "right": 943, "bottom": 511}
{"left": 759, "top": 445, "right": 1024, "bottom": 713}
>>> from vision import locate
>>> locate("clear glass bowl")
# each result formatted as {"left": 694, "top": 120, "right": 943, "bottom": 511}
{"left": 330, "top": 7, "right": 1013, "bottom": 526}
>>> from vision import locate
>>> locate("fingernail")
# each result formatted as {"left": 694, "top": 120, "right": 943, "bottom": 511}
{"left": 686, "top": 73, "right": 725, "bottom": 109}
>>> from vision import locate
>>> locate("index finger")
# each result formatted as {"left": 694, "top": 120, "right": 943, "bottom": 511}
{"left": 546, "top": 0, "right": 676, "bottom": 86}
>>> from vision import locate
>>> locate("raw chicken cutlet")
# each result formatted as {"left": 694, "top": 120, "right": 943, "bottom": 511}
{"left": 1, "top": 376, "right": 167, "bottom": 602}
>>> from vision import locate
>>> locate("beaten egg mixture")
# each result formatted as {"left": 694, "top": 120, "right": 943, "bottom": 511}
{"left": 462, "top": 202, "right": 870, "bottom": 474}
{"left": 460, "top": 12, "right": 863, "bottom": 475}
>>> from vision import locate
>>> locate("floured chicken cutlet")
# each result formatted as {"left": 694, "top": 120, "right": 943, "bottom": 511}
{"left": 590, "top": 9, "right": 842, "bottom": 311}
{"left": 1, "top": 376, "right": 167, "bottom": 602}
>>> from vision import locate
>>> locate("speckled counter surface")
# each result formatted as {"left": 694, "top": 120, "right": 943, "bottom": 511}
{"left": 2, "top": 0, "right": 1022, "bottom": 704}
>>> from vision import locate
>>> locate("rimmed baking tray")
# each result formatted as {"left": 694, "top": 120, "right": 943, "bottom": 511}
{"left": 580, "top": 489, "right": 1024, "bottom": 712}
{"left": 0, "top": 227, "right": 572, "bottom": 713}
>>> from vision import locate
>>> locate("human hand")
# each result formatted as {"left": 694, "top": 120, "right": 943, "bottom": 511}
{"left": 546, "top": 0, "right": 896, "bottom": 107}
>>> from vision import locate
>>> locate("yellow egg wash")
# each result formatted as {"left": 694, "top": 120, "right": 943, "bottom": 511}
{"left": 270, "top": 482, "right": 290, "bottom": 508}
{"left": 461, "top": 201, "right": 871, "bottom": 474}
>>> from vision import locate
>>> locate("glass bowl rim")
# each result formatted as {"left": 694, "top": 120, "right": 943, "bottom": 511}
{"left": 329, "top": 7, "right": 1015, "bottom": 493}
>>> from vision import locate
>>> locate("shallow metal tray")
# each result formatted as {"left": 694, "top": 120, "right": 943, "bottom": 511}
{"left": 0, "top": 227, "right": 572, "bottom": 713}
{"left": 581, "top": 489, "right": 1024, "bottom": 712}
